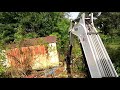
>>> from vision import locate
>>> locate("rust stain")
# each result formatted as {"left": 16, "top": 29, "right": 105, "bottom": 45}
{"left": 5, "top": 36, "right": 58, "bottom": 70}
{"left": 6, "top": 45, "right": 47, "bottom": 68}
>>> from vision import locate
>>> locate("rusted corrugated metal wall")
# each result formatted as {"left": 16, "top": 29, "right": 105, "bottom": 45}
{"left": 6, "top": 45, "right": 47, "bottom": 69}
{"left": 4, "top": 36, "right": 59, "bottom": 70}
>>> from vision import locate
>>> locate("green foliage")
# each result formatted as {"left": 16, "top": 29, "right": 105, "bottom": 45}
{"left": 14, "top": 25, "right": 24, "bottom": 42}
{"left": 0, "top": 50, "right": 7, "bottom": 77}
{"left": 95, "top": 12, "right": 120, "bottom": 35}
{"left": 71, "top": 36, "right": 86, "bottom": 76}
{"left": 50, "top": 18, "right": 70, "bottom": 55}
{"left": 0, "top": 12, "right": 66, "bottom": 45}
{"left": 105, "top": 45, "right": 120, "bottom": 76}
{"left": 0, "top": 12, "right": 70, "bottom": 49}
{"left": 0, "top": 24, "right": 16, "bottom": 44}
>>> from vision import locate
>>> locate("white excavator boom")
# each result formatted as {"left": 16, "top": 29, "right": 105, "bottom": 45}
{"left": 70, "top": 13, "right": 118, "bottom": 78}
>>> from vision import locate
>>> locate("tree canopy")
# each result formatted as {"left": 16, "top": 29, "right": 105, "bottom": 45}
{"left": 0, "top": 12, "right": 70, "bottom": 47}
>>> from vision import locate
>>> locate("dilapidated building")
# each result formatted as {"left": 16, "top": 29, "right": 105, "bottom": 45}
{"left": 4, "top": 36, "right": 59, "bottom": 70}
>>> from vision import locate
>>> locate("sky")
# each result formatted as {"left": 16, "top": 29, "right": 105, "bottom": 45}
{"left": 68, "top": 12, "right": 80, "bottom": 20}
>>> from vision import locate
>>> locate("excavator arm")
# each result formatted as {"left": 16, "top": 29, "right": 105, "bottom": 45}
{"left": 66, "top": 13, "right": 118, "bottom": 78}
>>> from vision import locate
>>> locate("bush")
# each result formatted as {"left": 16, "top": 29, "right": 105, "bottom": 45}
{"left": 105, "top": 44, "right": 120, "bottom": 76}
{"left": 0, "top": 49, "right": 7, "bottom": 77}
{"left": 70, "top": 36, "right": 86, "bottom": 77}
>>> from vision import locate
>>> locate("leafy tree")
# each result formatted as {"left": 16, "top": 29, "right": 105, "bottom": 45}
{"left": 0, "top": 12, "right": 68, "bottom": 44}
{"left": 95, "top": 12, "right": 120, "bottom": 35}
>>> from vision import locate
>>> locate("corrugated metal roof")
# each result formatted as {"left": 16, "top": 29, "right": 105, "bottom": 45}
{"left": 7, "top": 36, "right": 56, "bottom": 49}
{"left": 44, "top": 36, "right": 56, "bottom": 43}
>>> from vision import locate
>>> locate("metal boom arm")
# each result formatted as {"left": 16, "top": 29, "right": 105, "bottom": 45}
{"left": 68, "top": 13, "right": 118, "bottom": 78}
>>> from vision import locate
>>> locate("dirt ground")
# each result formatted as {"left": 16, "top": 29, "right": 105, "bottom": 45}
{"left": 24, "top": 66, "right": 86, "bottom": 78}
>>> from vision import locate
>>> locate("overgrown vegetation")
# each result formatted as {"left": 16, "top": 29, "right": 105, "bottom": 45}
{"left": 100, "top": 34, "right": 120, "bottom": 76}
{"left": 71, "top": 36, "right": 87, "bottom": 78}
{"left": 0, "top": 12, "right": 120, "bottom": 78}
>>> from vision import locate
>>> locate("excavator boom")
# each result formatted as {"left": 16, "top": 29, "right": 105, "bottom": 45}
{"left": 69, "top": 13, "right": 118, "bottom": 78}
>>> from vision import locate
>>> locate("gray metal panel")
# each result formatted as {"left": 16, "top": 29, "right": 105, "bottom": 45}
{"left": 72, "top": 24, "right": 102, "bottom": 78}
